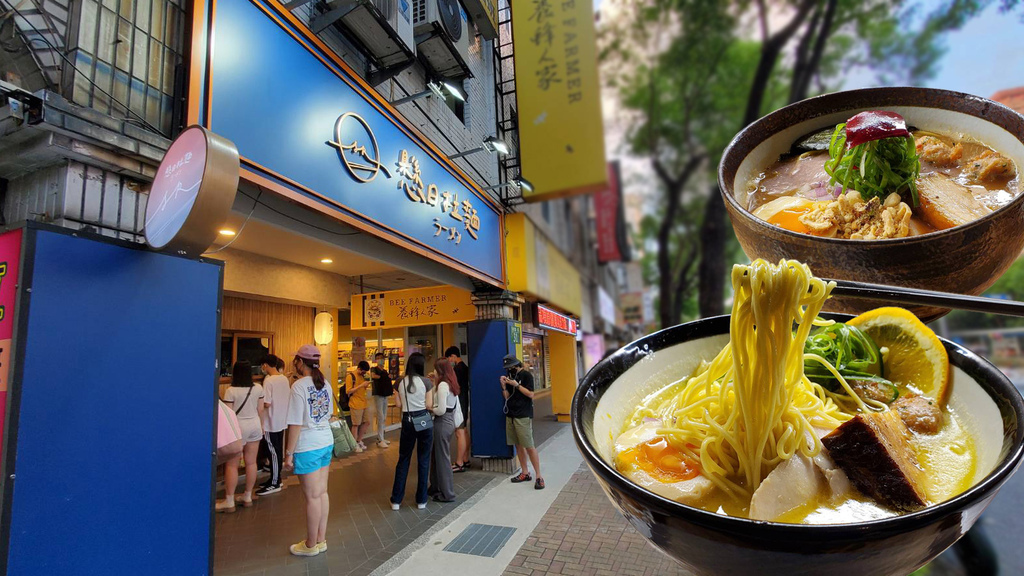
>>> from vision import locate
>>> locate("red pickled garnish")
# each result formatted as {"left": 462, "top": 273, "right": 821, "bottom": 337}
{"left": 845, "top": 111, "right": 910, "bottom": 148}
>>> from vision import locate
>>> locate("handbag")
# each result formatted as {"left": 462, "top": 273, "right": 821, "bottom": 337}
{"left": 216, "top": 401, "right": 244, "bottom": 464}
{"left": 402, "top": 377, "right": 433, "bottom": 432}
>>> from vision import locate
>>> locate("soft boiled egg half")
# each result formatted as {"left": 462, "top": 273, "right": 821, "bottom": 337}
{"left": 614, "top": 421, "right": 715, "bottom": 504}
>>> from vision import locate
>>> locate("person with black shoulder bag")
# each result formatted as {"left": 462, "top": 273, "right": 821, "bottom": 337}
{"left": 370, "top": 352, "right": 394, "bottom": 448}
{"left": 388, "top": 352, "right": 434, "bottom": 511}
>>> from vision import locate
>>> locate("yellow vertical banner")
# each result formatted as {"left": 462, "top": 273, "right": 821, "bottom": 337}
{"left": 512, "top": 0, "right": 607, "bottom": 201}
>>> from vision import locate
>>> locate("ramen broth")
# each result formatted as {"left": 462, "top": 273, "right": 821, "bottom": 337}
{"left": 747, "top": 131, "right": 1019, "bottom": 237}
{"left": 614, "top": 378, "right": 979, "bottom": 524}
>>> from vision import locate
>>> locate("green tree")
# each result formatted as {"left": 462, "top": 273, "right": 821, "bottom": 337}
{"left": 603, "top": 0, "right": 1019, "bottom": 328}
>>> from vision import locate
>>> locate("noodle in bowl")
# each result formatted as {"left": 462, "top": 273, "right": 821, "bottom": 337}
{"left": 571, "top": 284, "right": 1024, "bottom": 574}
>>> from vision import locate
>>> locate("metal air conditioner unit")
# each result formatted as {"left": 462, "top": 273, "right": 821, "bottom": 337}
{"left": 316, "top": 0, "right": 416, "bottom": 69}
{"left": 411, "top": 0, "right": 472, "bottom": 80}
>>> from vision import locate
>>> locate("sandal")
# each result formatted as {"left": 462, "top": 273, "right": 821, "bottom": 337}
{"left": 452, "top": 463, "right": 468, "bottom": 473}
{"left": 510, "top": 472, "right": 532, "bottom": 483}
{"left": 535, "top": 478, "right": 545, "bottom": 490}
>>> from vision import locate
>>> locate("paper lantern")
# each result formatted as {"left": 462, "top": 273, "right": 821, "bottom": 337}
{"left": 314, "top": 311, "right": 334, "bottom": 345}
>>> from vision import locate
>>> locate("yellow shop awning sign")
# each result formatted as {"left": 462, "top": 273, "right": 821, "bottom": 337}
{"left": 351, "top": 285, "right": 477, "bottom": 329}
{"left": 513, "top": 0, "right": 607, "bottom": 201}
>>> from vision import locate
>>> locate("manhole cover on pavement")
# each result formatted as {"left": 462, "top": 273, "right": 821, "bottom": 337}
{"left": 442, "top": 523, "right": 517, "bottom": 558}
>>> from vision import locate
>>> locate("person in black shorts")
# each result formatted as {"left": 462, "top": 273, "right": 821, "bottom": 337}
{"left": 446, "top": 346, "right": 471, "bottom": 472}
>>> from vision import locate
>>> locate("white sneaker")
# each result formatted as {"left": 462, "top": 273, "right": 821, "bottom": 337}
{"left": 358, "top": 441, "right": 367, "bottom": 450}
{"left": 417, "top": 502, "right": 427, "bottom": 510}
{"left": 378, "top": 440, "right": 391, "bottom": 448}
{"left": 390, "top": 502, "right": 400, "bottom": 511}
{"left": 354, "top": 444, "right": 364, "bottom": 453}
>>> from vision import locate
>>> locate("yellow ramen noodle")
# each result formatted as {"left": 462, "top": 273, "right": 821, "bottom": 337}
{"left": 631, "top": 259, "right": 854, "bottom": 498}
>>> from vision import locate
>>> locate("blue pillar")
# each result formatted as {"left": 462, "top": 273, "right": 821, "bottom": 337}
{"left": 467, "top": 319, "right": 519, "bottom": 458}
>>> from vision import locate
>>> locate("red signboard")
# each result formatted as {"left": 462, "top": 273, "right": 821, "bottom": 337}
{"left": 536, "top": 303, "right": 578, "bottom": 335}
{"left": 0, "top": 228, "right": 23, "bottom": 456}
{"left": 595, "top": 161, "right": 626, "bottom": 263}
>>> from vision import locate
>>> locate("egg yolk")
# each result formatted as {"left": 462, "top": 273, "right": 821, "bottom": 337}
{"left": 766, "top": 207, "right": 812, "bottom": 234}
{"left": 616, "top": 438, "right": 700, "bottom": 483}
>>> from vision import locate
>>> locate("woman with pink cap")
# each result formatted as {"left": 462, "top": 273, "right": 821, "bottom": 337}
{"left": 283, "top": 344, "right": 335, "bottom": 556}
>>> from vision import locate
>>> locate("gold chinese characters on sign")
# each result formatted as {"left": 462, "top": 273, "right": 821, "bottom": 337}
{"left": 326, "top": 113, "right": 484, "bottom": 245}
{"left": 351, "top": 285, "right": 478, "bottom": 330}
{"left": 395, "top": 149, "right": 481, "bottom": 244}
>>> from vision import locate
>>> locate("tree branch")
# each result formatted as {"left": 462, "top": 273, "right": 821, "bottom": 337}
{"left": 795, "top": 0, "right": 838, "bottom": 103}
{"left": 789, "top": 3, "right": 822, "bottom": 103}
{"left": 671, "top": 242, "right": 699, "bottom": 322}
{"left": 743, "top": 0, "right": 819, "bottom": 125}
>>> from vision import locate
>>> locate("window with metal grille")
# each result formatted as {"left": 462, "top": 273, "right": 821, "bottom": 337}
{"left": 70, "top": 0, "right": 186, "bottom": 136}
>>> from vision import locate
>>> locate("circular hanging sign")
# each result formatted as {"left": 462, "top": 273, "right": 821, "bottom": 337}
{"left": 144, "top": 125, "right": 239, "bottom": 255}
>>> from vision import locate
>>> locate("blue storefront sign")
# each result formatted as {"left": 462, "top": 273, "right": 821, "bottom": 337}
{"left": 188, "top": 0, "right": 504, "bottom": 285}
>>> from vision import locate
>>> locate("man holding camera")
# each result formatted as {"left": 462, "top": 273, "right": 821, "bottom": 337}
{"left": 501, "top": 354, "right": 544, "bottom": 490}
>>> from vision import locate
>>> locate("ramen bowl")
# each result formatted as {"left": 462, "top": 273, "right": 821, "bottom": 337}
{"left": 718, "top": 87, "right": 1024, "bottom": 322}
{"left": 572, "top": 314, "right": 1024, "bottom": 576}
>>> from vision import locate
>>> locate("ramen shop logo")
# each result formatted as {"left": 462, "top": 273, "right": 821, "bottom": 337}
{"left": 326, "top": 112, "right": 392, "bottom": 183}
{"left": 325, "top": 111, "right": 483, "bottom": 244}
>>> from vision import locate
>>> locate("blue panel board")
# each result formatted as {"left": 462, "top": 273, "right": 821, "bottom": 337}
{"left": 202, "top": 0, "right": 503, "bottom": 282}
{"left": 6, "top": 229, "right": 220, "bottom": 575}
{"left": 468, "top": 320, "right": 514, "bottom": 458}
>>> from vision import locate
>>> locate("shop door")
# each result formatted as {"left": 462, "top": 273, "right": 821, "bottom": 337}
{"left": 408, "top": 324, "right": 441, "bottom": 368}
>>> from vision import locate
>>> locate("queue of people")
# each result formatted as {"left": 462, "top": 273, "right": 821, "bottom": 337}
{"left": 215, "top": 342, "right": 552, "bottom": 556}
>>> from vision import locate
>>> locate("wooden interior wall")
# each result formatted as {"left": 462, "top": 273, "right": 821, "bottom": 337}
{"left": 222, "top": 296, "right": 315, "bottom": 361}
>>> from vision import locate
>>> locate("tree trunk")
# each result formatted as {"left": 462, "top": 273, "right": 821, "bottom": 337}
{"left": 699, "top": 0, "right": 819, "bottom": 318}
{"left": 654, "top": 156, "right": 704, "bottom": 328}
{"left": 698, "top": 186, "right": 727, "bottom": 317}
{"left": 791, "top": 0, "right": 838, "bottom": 103}
{"left": 657, "top": 180, "right": 683, "bottom": 328}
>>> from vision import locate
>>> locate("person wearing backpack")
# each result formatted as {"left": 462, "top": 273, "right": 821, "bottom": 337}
{"left": 344, "top": 361, "right": 372, "bottom": 452}
{"left": 370, "top": 352, "right": 394, "bottom": 448}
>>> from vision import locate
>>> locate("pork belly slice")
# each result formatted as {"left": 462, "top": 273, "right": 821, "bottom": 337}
{"left": 821, "top": 410, "right": 928, "bottom": 512}
{"left": 916, "top": 173, "right": 990, "bottom": 230}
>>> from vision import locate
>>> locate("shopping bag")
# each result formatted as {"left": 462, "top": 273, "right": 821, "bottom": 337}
{"left": 216, "top": 400, "right": 243, "bottom": 464}
{"left": 331, "top": 419, "right": 358, "bottom": 458}
{"left": 453, "top": 397, "right": 465, "bottom": 428}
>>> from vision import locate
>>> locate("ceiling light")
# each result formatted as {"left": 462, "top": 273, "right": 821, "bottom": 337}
{"left": 320, "top": 258, "right": 333, "bottom": 264}
{"left": 218, "top": 229, "right": 236, "bottom": 236}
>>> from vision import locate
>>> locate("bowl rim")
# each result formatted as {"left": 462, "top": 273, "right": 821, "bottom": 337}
{"left": 717, "top": 86, "right": 1024, "bottom": 245}
{"left": 571, "top": 313, "right": 1024, "bottom": 537}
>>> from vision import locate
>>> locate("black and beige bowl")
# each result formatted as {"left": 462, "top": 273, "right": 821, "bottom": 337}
{"left": 572, "top": 315, "right": 1024, "bottom": 576}
{"left": 719, "top": 87, "right": 1024, "bottom": 322}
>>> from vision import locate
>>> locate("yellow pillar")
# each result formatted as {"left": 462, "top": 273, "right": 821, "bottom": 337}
{"left": 548, "top": 331, "right": 578, "bottom": 422}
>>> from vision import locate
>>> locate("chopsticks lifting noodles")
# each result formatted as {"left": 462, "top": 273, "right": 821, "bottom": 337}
{"left": 826, "top": 279, "right": 1024, "bottom": 318}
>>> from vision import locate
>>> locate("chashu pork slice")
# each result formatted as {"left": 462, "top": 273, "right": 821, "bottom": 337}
{"left": 916, "top": 173, "right": 990, "bottom": 230}
{"left": 749, "top": 451, "right": 852, "bottom": 522}
{"left": 822, "top": 410, "right": 928, "bottom": 512}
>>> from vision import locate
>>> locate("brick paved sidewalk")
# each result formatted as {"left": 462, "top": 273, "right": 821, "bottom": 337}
{"left": 502, "top": 464, "right": 693, "bottom": 576}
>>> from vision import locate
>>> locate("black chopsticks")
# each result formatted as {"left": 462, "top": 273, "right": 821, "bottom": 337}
{"left": 826, "top": 279, "right": 1024, "bottom": 318}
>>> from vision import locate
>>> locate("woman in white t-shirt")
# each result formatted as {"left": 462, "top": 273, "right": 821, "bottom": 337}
{"left": 218, "top": 361, "right": 265, "bottom": 513}
{"left": 283, "top": 344, "right": 335, "bottom": 557}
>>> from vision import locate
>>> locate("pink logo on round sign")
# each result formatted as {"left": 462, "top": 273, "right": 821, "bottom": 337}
{"left": 145, "top": 127, "right": 208, "bottom": 249}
